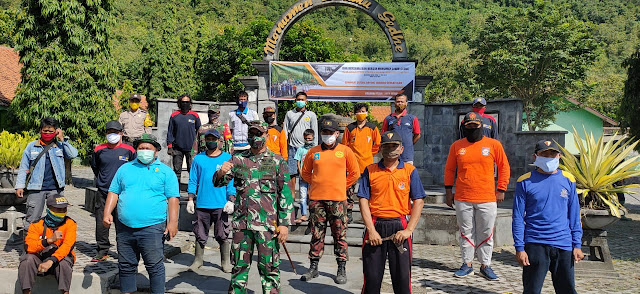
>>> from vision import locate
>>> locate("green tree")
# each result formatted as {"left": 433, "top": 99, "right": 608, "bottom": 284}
{"left": 0, "top": 8, "right": 16, "bottom": 46}
{"left": 10, "top": 0, "right": 118, "bottom": 159}
{"left": 470, "top": 1, "right": 598, "bottom": 130}
{"left": 620, "top": 49, "right": 640, "bottom": 145}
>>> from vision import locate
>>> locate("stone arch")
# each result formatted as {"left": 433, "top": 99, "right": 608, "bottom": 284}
{"left": 263, "top": 0, "right": 408, "bottom": 61}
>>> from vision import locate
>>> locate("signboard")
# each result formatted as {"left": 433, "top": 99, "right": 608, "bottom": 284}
{"left": 269, "top": 61, "right": 415, "bottom": 102}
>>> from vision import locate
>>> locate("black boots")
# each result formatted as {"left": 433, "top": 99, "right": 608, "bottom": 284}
{"left": 301, "top": 259, "right": 319, "bottom": 281}
{"left": 335, "top": 260, "right": 347, "bottom": 284}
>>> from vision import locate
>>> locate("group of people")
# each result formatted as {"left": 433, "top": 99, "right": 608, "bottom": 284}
{"left": 12, "top": 90, "right": 584, "bottom": 294}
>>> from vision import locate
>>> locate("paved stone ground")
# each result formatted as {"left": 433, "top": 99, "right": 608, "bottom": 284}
{"left": 3, "top": 166, "right": 640, "bottom": 293}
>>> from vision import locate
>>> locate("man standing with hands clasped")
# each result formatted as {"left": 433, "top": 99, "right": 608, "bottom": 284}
{"left": 103, "top": 134, "right": 180, "bottom": 294}
{"left": 358, "top": 131, "right": 426, "bottom": 294}
{"left": 444, "top": 112, "right": 510, "bottom": 281}
{"left": 214, "top": 121, "right": 293, "bottom": 294}
{"left": 512, "top": 140, "right": 583, "bottom": 294}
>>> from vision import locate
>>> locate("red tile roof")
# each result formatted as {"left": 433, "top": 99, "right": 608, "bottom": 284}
{"left": 0, "top": 46, "right": 22, "bottom": 107}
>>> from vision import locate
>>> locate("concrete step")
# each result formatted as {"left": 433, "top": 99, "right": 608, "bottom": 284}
{"left": 285, "top": 235, "right": 364, "bottom": 257}
{"left": 289, "top": 222, "right": 365, "bottom": 239}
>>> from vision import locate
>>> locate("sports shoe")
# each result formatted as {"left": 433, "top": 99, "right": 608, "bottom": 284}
{"left": 454, "top": 264, "right": 473, "bottom": 277}
{"left": 478, "top": 266, "right": 500, "bottom": 281}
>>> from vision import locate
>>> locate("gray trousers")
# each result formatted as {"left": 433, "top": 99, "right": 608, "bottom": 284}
{"left": 24, "top": 189, "right": 64, "bottom": 231}
{"left": 18, "top": 253, "right": 74, "bottom": 292}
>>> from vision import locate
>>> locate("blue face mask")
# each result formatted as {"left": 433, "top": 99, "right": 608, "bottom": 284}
{"left": 534, "top": 155, "right": 559, "bottom": 173}
{"left": 238, "top": 101, "right": 248, "bottom": 109}
{"left": 137, "top": 150, "right": 156, "bottom": 164}
{"left": 295, "top": 101, "right": 306, "bottom": 109}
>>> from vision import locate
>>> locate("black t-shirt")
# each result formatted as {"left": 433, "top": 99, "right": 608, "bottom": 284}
{"left": 90, "top": 143, "right": 136, "bottom": 192}
{"left": 41, "top": 154, "right": 58, "bottom": 191}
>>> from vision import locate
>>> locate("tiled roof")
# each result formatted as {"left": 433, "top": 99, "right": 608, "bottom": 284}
{"left": 0, "top": 46, "right": 22, "bottom": 107}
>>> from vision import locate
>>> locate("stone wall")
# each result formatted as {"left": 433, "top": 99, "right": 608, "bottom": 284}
{"left": 409, "top": 99, "right": 567, "bottom": 190}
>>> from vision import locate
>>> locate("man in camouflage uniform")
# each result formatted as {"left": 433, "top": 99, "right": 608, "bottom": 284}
{"left": 214, "top": 121, "right": 294, "bottom": 294}
{"left": 119, "top": 93, "right": 152, "bottom": 144}
{"left": 194, "top": 104, "right": 233, "bottom": 154}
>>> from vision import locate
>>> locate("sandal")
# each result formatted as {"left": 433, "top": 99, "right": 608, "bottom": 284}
{"left": 295, "top": 216, "right": 308, "bottom": 223}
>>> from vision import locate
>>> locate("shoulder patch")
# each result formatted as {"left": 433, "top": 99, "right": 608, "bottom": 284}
{"left": 561, "top": 170, "right": 576, "bottom": 183}
{"left": 517, "top": 172, "right": 532, "bottom": 182}
{"left": 346, "top": 122, "right": 357, "bottom": 132}
{"left": 269, "top": 125, "right": 283, "bottom": 132}
{"left": 170, "top": 111, "right": 181, "bottom": 117}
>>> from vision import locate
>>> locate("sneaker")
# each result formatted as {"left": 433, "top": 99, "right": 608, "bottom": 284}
{"left": 454, "top": 264, "right": 473, "bottom": 277}
{"left": 91, "top": 255, "right": 108, "bottom": 262}
{"left": 478, "top": 266, "right": 499, "bottom": 281}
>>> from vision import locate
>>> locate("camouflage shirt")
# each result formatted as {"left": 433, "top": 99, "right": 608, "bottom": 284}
{"left": 214, "top": 149, "right": 293, "bottom": 232}
{"left": 193, "top": 121, "right": 233, "bottom": 154}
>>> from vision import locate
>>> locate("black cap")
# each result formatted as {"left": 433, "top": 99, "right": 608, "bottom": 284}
{"left": 472, "top": 97, "right": 487, "bottom": 106}
{"left": 462, "top": 112, "right": 483, "bottom": 126}
{"left": 534, "top": 140, "right": 561, "bottom": 153}
{"left": 46, "top": 194, "right": 69, "bottom": 208}
{"left": 381, "top": 131, "right": 402, "bottom": 145}
{"left": 248, "top": 121, "right": 268, "bottom": 133}
{"left": 105, "top": 120, "right": 123, "bottom": 131}
{"left": 129, "top": 93, "right": 142, "bottom": 101}
{"left": 204, "top": 129, "right": 221, "bottom": 138}
{"left": 320, "top": 118, "right": 338, "bottom": 132}
{"left": 133, "top": 133, "right": 162, "bottom": 150}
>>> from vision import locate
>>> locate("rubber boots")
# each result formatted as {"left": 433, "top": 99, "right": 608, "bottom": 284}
{"left": 335, "top": 261, "right": 347, "bottom": 284}
{"left": 221, "top": 240, "right": 232, "bottom": 273}
{"left": 189, "top": 243, "right": 205, "bottom": 271}
{"left": 300, "top": 259, "right": 319, "bottom": 281}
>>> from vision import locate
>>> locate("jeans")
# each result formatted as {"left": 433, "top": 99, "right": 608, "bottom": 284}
{"left": 116, "top": 221, "right": 166, "bottom": 294}
{"left": 523, "top": 243, "right": 577, "bottom": 294}
{"left": 299, "top": 180, "right": 309, "bottom": 216}
{"left": 24, "top": 189, "right": 64, "bottom": 231}
{"left": 287, "top": 145, "right": 299, "bottom": 175}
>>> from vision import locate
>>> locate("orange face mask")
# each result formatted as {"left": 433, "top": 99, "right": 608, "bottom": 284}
{"left": 356, "top": 113, "right": 367, "bottom": 121}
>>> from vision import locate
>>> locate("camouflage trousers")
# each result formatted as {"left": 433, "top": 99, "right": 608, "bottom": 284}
{"left": 308, "top": 200, "right": 348, "bottom": 262}
{"left": 346, "top": 183, "right": 358, "bottom": 211}
{"left": 230, "top": 229, "right": 280, "bottom": 294}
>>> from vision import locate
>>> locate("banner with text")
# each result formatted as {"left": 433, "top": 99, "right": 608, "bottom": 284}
{"left": 269, "top": 61, "right": 415, "bottom": 102}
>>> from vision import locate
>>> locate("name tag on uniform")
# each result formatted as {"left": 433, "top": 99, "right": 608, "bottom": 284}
{"left": 188, "top": 119, "right": 195, "bottom": 123}
{"left": 314, "top": 153, "right": 320, "bottom": 160}
{"left": 118, "top": 156, "right": 129, "bottom": 161}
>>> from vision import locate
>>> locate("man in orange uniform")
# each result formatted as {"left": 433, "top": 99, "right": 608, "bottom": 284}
{"left": 444, "top": 112, "right": 510, "bottom": 281}
{"left": 342, "top": 103, "right": 381, "bottom": 223}
{"left": 263, "top": 106, "right": 288, "bottom": 159}
{"left": 19, "top": 194, "right": 76, "bottom": 294}
{"left": 300, "top": 118, "right": 360, "bottom": 284}
{"left": 358, "top": 131, "right": 426, "bottom": 294}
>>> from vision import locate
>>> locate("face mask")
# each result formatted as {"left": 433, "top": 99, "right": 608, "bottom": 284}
{"left": 41, "top": 132, "right": 56, "bottom": 142}
{"left": 304, "top": 140, "right": 314, "bottom": 148}
{"left": 463, "top": 127, "right": 483, "bottom": 143}
{"left": 238, "top": 100, "right": 248, "bottom": 109}
{"left": 295, "top": 101, "right": 306, "bottom": 109}
{"left": 44, "top": 208, "right": 66, "bottom": 228}
{"left": 381, "top": 145, "right": 402, "bottom": 159}
{"left": 248, "top": 135, "right": 266, "bottom": 149}
{"left": 264, "top": 116, "right": 275, "bottom": 124}
{"left": 395, "top": 104, "right": 406, "bottom": 112}
{"left": 206, "top": 141, "right": 218, "bottom": 151}
{"left": 130, "top": 102, "right": 140, "bottom": 111}
{"left": 137, "top": 150, "right": 155, "bottom": 164}
{"left": 355, "top": 113, "right": 367, "bottom": 121}
{"left": 209, "top": 113, "right": 219, "bottom": 122}
{"left": 321, "top": 134, "right": 336, "bottom": 145}
{"left": 472, "top": 107, "right": 485, "bottom": 115}
{"left": 106, "top": 133, "right": 121, "bottom": 144}
{"left": 179, "top": 101, "right": 191, "bottom": 112}
{"left": 534, "top": 155, "right": 560, "bottom": 173}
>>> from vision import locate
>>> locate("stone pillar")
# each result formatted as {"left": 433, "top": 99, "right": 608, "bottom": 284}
{"left": 243, "top": 60, "right": 276, "bottom": 118}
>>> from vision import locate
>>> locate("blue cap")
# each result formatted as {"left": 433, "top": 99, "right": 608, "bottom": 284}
{"left": 472, "top": 97, "right": 487, "bottom": 106}
{"left": 204, "top": 129, "right": 221, "bottom": 138}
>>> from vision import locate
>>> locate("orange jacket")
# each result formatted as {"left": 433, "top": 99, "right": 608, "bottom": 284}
{"left": 266, "top": 125, "right": 288, "bottom": 159}
{"left": 342, "top": 122, "right": 381, "bottom": 173}
{"left": 25, "top": 218, "right": 77, "bottom": 263}
{"left": 301, "top": 143, "right": 360, "bottom": 201}
{"left": 444, "top": 137, "right": 510, "bottom": 203}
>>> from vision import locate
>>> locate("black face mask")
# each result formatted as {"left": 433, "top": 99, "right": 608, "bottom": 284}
{"left": 264, "top": 116, "right": 275, "bottom": 124}
{"left": 206, "top": 141, "right": 218, "bottom": 151}
{"left": 179, "top": 101, "right": 191, "bottom": 112}
{"left": 464, "top": 127, "right": 483, "bottom": 143}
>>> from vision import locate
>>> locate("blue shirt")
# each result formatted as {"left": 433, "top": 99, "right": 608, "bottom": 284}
{"left": 109, "top": 158, "right": 180, "bottom": 228}
{"left": 294, "top": 145, "right": 312, "bottom": 171}
{"left": 512, "top": 169, "right": 583, "bottom": 252}
{"left": 188, "top": 152, "right": 236, "bottom": 209}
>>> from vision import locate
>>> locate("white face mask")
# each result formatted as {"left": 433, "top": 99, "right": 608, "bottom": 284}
{"left": 106, "top": 133, "right": 121, "bottom": 144}
{"left": 534, "top": 155, "right": 560, "bottom": 173}
{"left": 321, "top": 134, "right": 337, "bottom": 145}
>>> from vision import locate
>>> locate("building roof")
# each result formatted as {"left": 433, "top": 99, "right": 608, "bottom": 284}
{"left": 565, "top": 97, "right": 619, "bottom": 127}
{"left": 0, "top": 46, "right": 22, "bottom": 107}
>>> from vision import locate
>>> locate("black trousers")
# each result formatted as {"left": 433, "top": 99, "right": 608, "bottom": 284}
{"left": 523, "top": 243, "right": 577, "bottom": 294}
{"left": 172, "top": 149, "right": 192, "bottom": 181}
{"left": 95, "top": 190, "right": 115, "bottom": 257}
{"left": 362, "top": 217, "right": 412, "bottom": 294}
